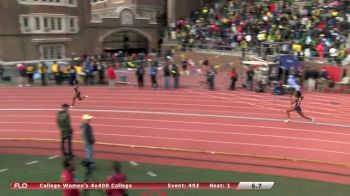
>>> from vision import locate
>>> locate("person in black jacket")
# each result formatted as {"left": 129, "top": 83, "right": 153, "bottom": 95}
{"left": 246, "top": 67, "right": 254, "bottom": 91}
{"left": 98, "top": 62, "right": 106, "bottom": 84}
{"left": 163, "top": 64, "right": 171, "bottom": 89}
{"left": 135, "top": 64, "right": 145, "bottom": 88}
{"left": 81, "top": 114, "right": 95, "bottom": 163}
{"left": 68, "top": 65, "right": 77, "bottom": 86}
{"left": 171, "top": 64, "right": 180, "bottom": 89}
{"left": 56, "top": 104, "right": 73, "bottom": 157}
{"left": 0, "top": 64, "right": 3, "bottom": 78}
{"left": 207, "top": 66, "right": 217, "bottom": 91}
{"left": 150, "top": 62, "right": 159, "bottom": 89}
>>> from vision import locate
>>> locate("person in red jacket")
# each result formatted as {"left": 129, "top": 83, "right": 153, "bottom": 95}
{"left": 61, "top": 157, "right": 80, "bottom": 196}
{"left": 316, "top": 43, "right": 325, "bottom": 62}
{"left": 106, "top": 161, "right": 127, "bottom": 196}
{"left": 17, "top": 63, "right": 28, "bottom": 87}
{"left": 269, "top": 2, "right": 276, "bottom": 13}
{"left": 106, "top": 65, "right": 116, "bottom": 89}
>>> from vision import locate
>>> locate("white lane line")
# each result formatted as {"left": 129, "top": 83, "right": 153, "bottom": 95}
{"left": 0, "top": 108, "right": 349, "bottom": 129}
{"left": 147, "top": 172, "right": 157, "bottom": 177}
{"left": 3, "top": 133, "right": 350, "bottom": 156}
{"left": 1, "top": 127, "right": 350, "bottom": 146}
{"left": 2, "top": 87, "right": 350, "bottom": 102}
{"left": 184, "top": 89, "right": 263, "bottom": 108}
{"left": 185, "top": 88, "right": 350, "bottom": 113}
{"left": 0, "top": 115, "right": 347, "bottom": 136}
{"left": 48, "top": 155, "right": 59, "bottom": 160}
{"left": 0, "top": 100, "right": 283, "bottom": 113}
{"left": 0, "top": 90, "right": 207, "bottom": 97}
{"left": 0, "top": 103, "right": 280, "bottom": 116}
{"left": 2, "top": 112, "right": 350, "bottom": 139}
{"left": 0, "top": 168, "right": 9, "bottom": 173}
{"left": 129, "top": 161, "right": 139, "bottom": 166}
{"left": 26, "top": 161, "right": 38, "bottom": 165}
{"left": 4, "top": 130, "right": 350, "bottom": 155}
{"left": 94, "top": 133, "right": 350, "bottom": 155}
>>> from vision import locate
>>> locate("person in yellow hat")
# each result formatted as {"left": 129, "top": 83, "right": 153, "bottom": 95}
{"left": 81, "top": 114, "right": 95, "bottom": 163}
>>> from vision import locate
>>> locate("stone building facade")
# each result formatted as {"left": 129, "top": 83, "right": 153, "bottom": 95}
{"left": 88, "top": 0, "right": 165, "bottom": 54}
{"left": 0, "top": 0, "right": 202, "bottom": 61}
{"left": 0, "top": 0, "right": 91, "bottom": 61}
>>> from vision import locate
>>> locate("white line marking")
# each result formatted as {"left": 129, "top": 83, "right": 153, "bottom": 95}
{"left": 1, "top": 86, "right": 350, "bottom": 101}
{"left": 2, "top": 130, "right": 350, "bottom": 155}
{"left": 147, "top": 172, "right": 157, "bottom": 177}
{"left": 26, "top": 161, "right": 38, "bottom": 165}
{"left": 11, "top": 88, "right": 349, "bottom": 119}
{"left": 48, "top": 155, "right": 59, "bottom": 160}
{"left": 2, "top": 115, "right": 350, "bottom": 138}
{"left": 0, "top": 108, "right": 349, "bottom": 128}
{"left": 1, "top": 102, "right": 347, "bottom": 122}
{"left": 129, "top": 161, "right": 139, "bottom": 166}
{"left": 94, "top": 133, "right": 350, "bottom": 155}
{"left": 0, "top": 101, "right": 284, "bottom": 116}
{"left": 3, "top": 135, "right": 350, "bottom": 160}
{"left": 186, "top": 89, "right": 350, "bottom": 113}
{"left": 0, "top": 115, "right": 348, "bottom": 136}
{"left": 184, "top": 89, "right": 264, "bottom": 108}
{"left": 0, "top": 168, "right": 9, "bottom": 173}
{"left": 1, "top": 127, "right": 349, "bottom": 146}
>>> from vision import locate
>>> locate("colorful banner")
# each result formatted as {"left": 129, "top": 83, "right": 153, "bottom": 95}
{"left": 275, "top": 55, "right": 301, "bottom": 69}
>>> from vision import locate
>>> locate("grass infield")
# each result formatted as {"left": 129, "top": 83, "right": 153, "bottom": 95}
{"left": 0, "top": 154, "right": 349, "bottom": 196}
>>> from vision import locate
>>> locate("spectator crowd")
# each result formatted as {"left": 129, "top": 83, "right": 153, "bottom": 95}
{"left": 173, "top": 0, "right": 350, "bottom": 64}
{"left": 10, "top": 52, "right": 187, "bottom": 91}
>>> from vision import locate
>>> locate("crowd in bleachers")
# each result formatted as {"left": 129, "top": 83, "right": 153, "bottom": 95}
{"left": 173, "top": 0, "right": 350, "bottom": 64}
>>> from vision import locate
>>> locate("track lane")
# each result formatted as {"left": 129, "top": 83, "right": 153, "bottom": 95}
{"left": 1, "top": 86, "right": 350, "bottom": 184}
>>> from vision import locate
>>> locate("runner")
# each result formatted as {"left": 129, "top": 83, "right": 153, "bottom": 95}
{"left": 284, "top": 91, "right": 315, "bottom": 123}
{"left": 71, "top": 81, "right": 88, "bottom": 108}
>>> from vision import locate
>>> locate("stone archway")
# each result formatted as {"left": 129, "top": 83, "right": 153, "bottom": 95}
{"left": 101, "top": 28, "right": 151, "bottom": 54}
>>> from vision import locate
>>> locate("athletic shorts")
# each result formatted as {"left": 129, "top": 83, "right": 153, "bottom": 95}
{"left": 75, "top": 92, "right": 81, "bottom": 98}
{"left": 294, "top": 105, "right": 302, "bottom": 112}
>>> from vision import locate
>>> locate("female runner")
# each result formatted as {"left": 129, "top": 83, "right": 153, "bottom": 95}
{"left": 285, "top": 91, "right": 315, "bottom": 123}
{"left": 71, "top": 80, "right": 88, "bottom": 108}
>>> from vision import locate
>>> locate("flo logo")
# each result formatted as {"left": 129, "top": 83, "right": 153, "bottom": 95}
{"left": 13, "top": 183, "right": 28, "bottom": 189}
{"left": 140, "top": 190, "right": 167, "bottom": 196}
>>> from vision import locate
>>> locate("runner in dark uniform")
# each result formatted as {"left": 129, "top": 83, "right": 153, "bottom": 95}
{"left": 285, "top": 91, "right": 315, "bottom": 123}
{"left": 71, "top": 80, "right": 88, "bottom": 108}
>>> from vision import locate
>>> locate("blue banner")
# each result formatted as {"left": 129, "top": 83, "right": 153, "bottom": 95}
{"left": 275, "top": 55, "right": 301, "bottom": 69}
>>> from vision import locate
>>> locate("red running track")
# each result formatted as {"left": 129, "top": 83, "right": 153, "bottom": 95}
{"left": 0, "top": 86, "right": 350, "bottom": 185}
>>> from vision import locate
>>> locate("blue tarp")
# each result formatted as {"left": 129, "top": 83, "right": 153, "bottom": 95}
{"left": 275, "top": 55, "right": 301, "bottom": 69}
